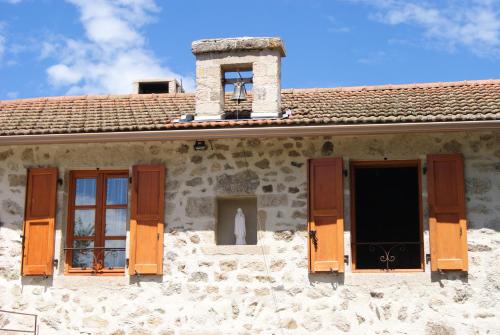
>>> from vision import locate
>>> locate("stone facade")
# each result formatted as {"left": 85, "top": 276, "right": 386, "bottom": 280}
{"left": 0, "top": 131, "right": 499, "bottom": 334}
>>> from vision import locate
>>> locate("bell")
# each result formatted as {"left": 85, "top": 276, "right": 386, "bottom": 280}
{"left": 231, "top": 81, "right": 247, "bottom": 102}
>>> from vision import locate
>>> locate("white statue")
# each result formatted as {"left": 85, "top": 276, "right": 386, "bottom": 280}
{"left": 234, "top": 208, "right": 246, "bottom": 245}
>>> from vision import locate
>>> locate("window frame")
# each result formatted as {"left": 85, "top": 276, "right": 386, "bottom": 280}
{"left": 349, "top": 160, "right": 424, "bottom": 273}
{"left": 65, "top": 170, "right": 129, "bottom": 276}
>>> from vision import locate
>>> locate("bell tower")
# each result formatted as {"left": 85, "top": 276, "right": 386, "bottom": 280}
{"left": 192, "top": 37, "right": 286, "bottom": 120}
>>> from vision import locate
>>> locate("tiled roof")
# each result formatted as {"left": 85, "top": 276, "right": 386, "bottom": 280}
{"left": 0, "top": 80, "right": 499, "bottom": 136}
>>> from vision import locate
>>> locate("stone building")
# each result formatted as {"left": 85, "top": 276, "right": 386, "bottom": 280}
{"left": 0, "top": 37, "right": 499, "bottom": 334}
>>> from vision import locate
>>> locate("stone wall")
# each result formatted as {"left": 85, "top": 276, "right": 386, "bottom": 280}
{"left": 0, "top": 131, "right": 499, "bottom": 335}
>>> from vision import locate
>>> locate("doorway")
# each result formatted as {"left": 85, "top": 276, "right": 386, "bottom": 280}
{"left": 350, "top": 160, "right": 423, "bottom": 271}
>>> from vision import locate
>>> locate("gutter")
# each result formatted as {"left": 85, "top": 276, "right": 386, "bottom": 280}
{"left": 0, "top": 120, "right": 499, "bottom": 146}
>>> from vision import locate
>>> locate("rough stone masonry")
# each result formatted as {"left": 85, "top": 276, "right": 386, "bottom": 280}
{"left": 0, "top": 131, "right": 499, "bottom": 334}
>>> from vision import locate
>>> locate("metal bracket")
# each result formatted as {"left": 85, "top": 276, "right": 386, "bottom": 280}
{"left": 309, "top": 230, "right": 318, "bottom": 249}
{"left": 344, "top": 255, "right": 349, "bottom": 265}
{"left": 425, "top": 253, "right": 431, "bottom": 264}
{"left": 53, "top": 259, "right": 59, "bottom": 269}
{"left": 223, "top": 77, "right": 253, "bottom": 85}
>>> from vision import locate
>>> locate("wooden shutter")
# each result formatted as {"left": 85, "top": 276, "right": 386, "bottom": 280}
{"left": 129, "top": 165, "right": 165, "bottom": 275}
{"left": 22, "top": 168, "right": 58, "bottom": 276}
{"left": 427, "top": 154, "right": 468, "bottom": 271}
{"left": 308, "top": 158, "right": 344, "bottom": 273}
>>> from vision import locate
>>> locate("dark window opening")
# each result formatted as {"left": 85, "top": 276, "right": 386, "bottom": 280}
{"left": 353, "top": 165, "right": 422, "bottom": 270}
{"left": 138, "top": 82, "right": 169, "bottom": 94}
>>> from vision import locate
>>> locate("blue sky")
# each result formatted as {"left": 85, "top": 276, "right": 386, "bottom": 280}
{"left": 0, "top": 0, "right": 499, "bottom": 100}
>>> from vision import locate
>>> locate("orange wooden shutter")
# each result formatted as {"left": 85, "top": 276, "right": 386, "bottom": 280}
{"left": 129, "top": 165, "right": 165, "bottom": 275}
{"left": 308, "top": 157, "right": 344, "bottom": 273}
{"left": 22, "top": 167, "right": 58, "bottom": 276}
{"left": 427, "top": 154, "right": 468, "bottom": 271}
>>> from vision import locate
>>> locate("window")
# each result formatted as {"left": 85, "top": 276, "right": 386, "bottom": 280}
{"left": 66, "top": 170, "right": 128, "bottom": 275}
{"left": 350, "top": 161, "right": 423, "bottom": 271}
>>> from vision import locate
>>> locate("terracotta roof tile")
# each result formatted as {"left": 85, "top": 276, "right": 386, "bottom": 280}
{"left": 0, "top": 80, "right": 499, "bottom": 136}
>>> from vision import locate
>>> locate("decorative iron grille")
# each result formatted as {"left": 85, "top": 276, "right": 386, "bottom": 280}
{"left": 354, "top": 242, "right": 422, "bottom": 270}
{"left": 63, "top": 247, "right": 126, "bottom": 272}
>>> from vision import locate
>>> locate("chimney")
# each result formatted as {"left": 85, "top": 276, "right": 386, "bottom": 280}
{"left": 133, "top": 78, "right": 184, "bottom": 94}
{"left": 192, "top": 37, "right": 286, "bottom": 120}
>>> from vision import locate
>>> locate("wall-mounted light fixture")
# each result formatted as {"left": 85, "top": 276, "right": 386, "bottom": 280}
{"left": 194, "top": 140, "right": 208, "bottom": 151}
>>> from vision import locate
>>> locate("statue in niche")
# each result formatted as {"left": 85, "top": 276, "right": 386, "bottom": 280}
{"left": 234, "top": 208, "right": 246, "bottom": 245}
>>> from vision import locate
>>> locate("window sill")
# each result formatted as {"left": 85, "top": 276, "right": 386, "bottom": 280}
{"left": 65, "top": 268, "right": 125, "bottom": 276}
{"left": 52, "top": 275, "right": 129, "bottom": 288}
{"left": 201, "top": 245, "right": 270, "bottom": 255}
{"left": 343, "top": 271, "right": 431, "bottom": 286}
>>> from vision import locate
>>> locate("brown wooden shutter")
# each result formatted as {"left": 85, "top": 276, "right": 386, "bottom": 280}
{"left": 308, "top": 157, "right": 344, "bottom": 273}
{"left": 22, "top": 167, "right": 58, "bottom": 276}
{"left": 427, "top": 154, "right": 468, "bottom": 271}
{"left": 129, "top": 165, "right": 165, "bottom": 275}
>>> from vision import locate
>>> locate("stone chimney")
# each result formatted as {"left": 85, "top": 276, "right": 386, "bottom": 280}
{"left": 192, "top": 37, "right": 286, "bottom": 120}
{"left": 133, "top": 78, "right": 184, "bottom": 94}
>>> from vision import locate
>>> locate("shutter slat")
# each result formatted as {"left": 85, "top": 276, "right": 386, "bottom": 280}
{"left": 129, "top": 165, "right": 165, "bottom": 275}
{"left": 427, "top": 154, "right": 468, "bottom": 272}
{"left": 22, "top": 168, "right": 58, "bottom": 276}
{"left": 308, "top": 158, "right": 344, "bottom": 273}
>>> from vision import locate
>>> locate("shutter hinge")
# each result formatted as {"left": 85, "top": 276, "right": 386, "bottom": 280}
{"left": 157, "top": 233, "right": 160, "bottom": 241}
{"left": 343, "top": 169, "right": 348, "bottom": 177}
{"left": 129, "top": 177, "right": 132, "bottom": 184}
{"left": 309, "top": 230, "right": 318, "bottom": 249}
{"left": 426, "top": 254, "right": 431, "bottom": 264}
{"left": 344, "top": 255, "right": 349, "bottom": 264}
{"left": 126, "top": 258, "right": 129, "bottom": 268}
{"left": 423, "top": 165, "right": 427, "bottom": 175}
{"left": 53, "top": 259, "right": 59, "bottom": 269}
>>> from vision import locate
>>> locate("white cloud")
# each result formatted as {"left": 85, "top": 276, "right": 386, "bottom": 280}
{"left": 350, "top": 0, "right": 500, "bottom": 58}
{"left": 46, "top": 0, "right": 193, "bottom": 95}
{"left": 6, "top": 91, "right": 19, "bottom": 99}
{"left": 327, "top": 16, "right": 351, "bottom": 33}
{"left": 357, "top": 50, "right": 387, "bottom": 64}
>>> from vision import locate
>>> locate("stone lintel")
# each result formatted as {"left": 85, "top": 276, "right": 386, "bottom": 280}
{"left": 192, "top": 37, "right": 286, "bottom": 57}
{"left": 250, "top": 111, "right": 283, "bottom": 119}
{"left": 194, "top": 114, "right": 225, "bottom": 121}
{"left": 201, "top": 245, "right": 270, "bottom": 255}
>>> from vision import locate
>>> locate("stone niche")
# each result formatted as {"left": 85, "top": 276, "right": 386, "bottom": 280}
{"left": 216, "top": 196, "right": 257, "bottom": 245}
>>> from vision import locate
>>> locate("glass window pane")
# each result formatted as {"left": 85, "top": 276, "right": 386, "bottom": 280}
{"left": 74, "top": 209, "right": 95, "bottom": 237}
{"left": 104, "top": 240, "right": 125, "bottom": 268}
{"left": 75, "top": 178, "right": 97, "bottom": 206}
{"left": 105, "top": 209, "right": 127, "bottom": 236}
{"left": 106, "top": 178, "right": 128, "bottom": 205}
{"left": 72, "top": 240, "right": 94, "bottom": 268}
